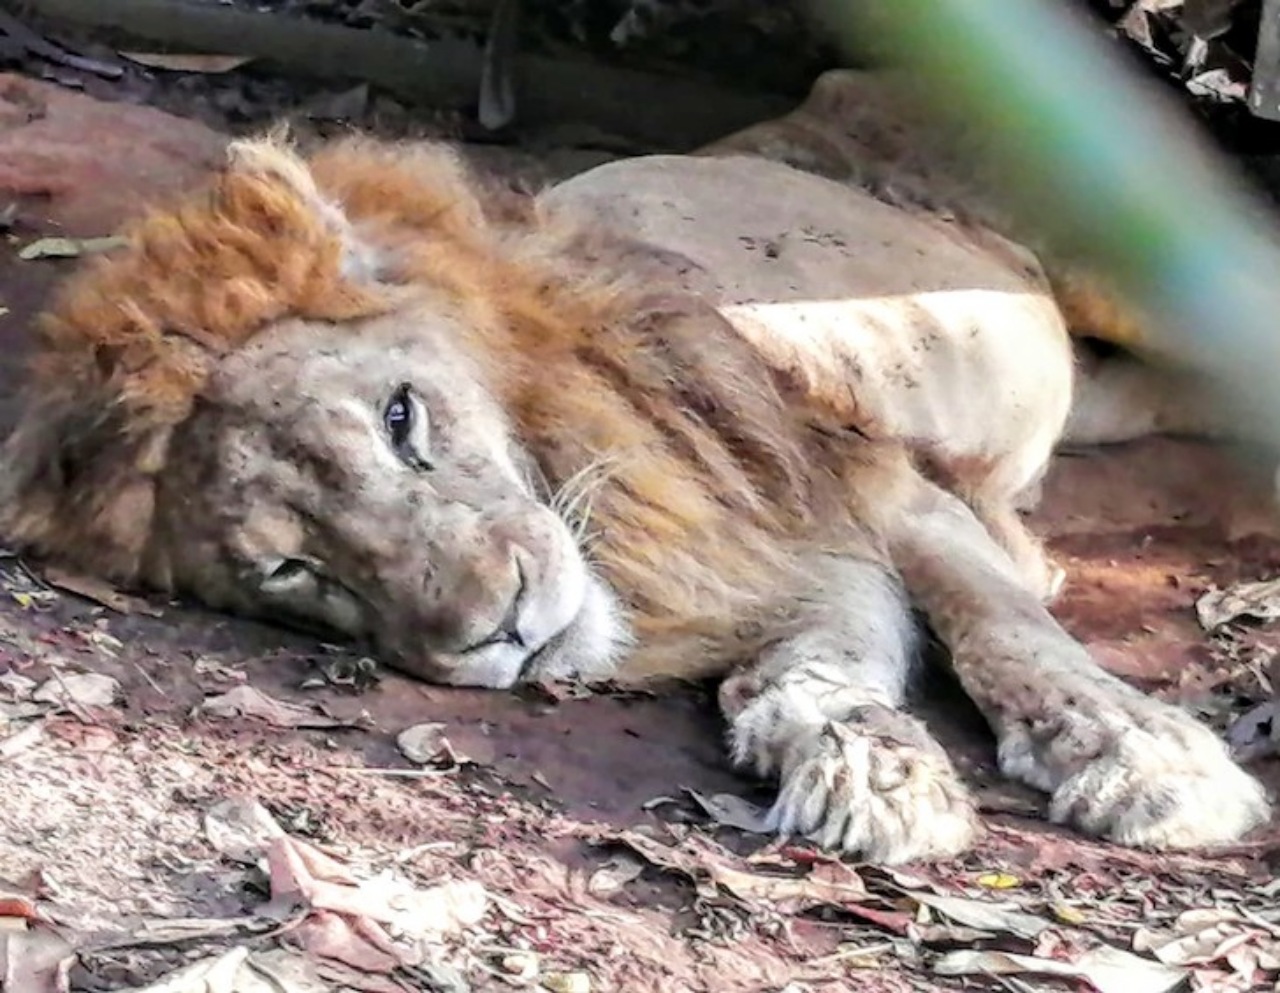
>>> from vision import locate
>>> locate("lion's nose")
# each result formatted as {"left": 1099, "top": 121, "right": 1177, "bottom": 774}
{"left": 463, "top": 553, "right": 529, "bottom": 652}
{"left": 418, "top": 525, "right": 533, "bottom": 653}
{"left": 489, "top": 557, "right": 528, "bottom": 648}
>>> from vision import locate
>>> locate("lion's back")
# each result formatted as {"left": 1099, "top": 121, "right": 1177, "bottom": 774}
{"left": 539, "top": 154, "right": 1075, "bottom": 499}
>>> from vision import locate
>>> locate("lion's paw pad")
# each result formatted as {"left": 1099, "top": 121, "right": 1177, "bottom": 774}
{"left": 766, "top": 707, "right": 978, "bottom": 864}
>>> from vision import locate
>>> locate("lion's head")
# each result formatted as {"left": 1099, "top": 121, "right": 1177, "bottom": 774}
{"left": 0, "top": 137, "right": 637, "bottom": 688}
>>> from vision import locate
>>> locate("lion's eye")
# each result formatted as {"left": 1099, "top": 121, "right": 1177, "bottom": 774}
{"left": 383, "top": 383, "right": 432, "bottom": 470}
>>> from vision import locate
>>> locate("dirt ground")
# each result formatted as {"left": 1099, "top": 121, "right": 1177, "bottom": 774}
{"left": 3, "top": 32, "right": 1280, "bottom": 993}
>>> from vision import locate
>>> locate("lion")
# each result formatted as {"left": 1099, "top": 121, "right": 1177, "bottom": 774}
{"left": 0, "top": 70, "right": 1270, "bottom": 865}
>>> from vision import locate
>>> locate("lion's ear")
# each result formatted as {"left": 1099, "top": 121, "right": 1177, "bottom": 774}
{"left": 224, "top": 133, "right": 386, "bottom": 284}
{"left": 0, "top": 395, "right": 170, "bottom": 582}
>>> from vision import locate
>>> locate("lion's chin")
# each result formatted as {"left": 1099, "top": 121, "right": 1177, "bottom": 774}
{"left": 514, "top": 573, "right": 632, "bottom": 687}
{"left": 409, "top": 572, "right": 631, "bottom": 690}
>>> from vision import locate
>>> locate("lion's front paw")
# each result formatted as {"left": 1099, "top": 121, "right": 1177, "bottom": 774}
{"left": 765, "top": 706, "right": 979, "bottom": 864}
{"left": 1004, "top": 699, "right": 1271, "bottom": 850}
{"left": 1050, "top": 732, "right": 1270, "bottom": 850}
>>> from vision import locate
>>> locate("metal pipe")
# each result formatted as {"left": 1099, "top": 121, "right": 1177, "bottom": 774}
{"left": 812, "top": 0, "right": 1280, "bottom": 452}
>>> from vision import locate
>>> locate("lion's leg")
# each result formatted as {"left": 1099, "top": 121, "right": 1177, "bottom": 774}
{"left": 890, "top": 476, "right": 1271, "bottom": 850}
{"left": 1063, "top": 347, "right": 1235, "bottom": 448}
{"left": 719, "top": 556, "right": 979, "bottom": 864}
{"left": 966, "top": 494, "right": 1064, "bottom": 604}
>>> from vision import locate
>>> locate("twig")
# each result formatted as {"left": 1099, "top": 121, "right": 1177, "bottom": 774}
{"left": 132, "top": 661, "right": 167, "bottom": 697}
{"left": 320, "top": 765, "right": 450, "bottom": 778}
{"left": 478, "top": 0, "right": 519, "bottom": 131}
{"left": 0, "top": 8, "right": 123, "bottom": 77}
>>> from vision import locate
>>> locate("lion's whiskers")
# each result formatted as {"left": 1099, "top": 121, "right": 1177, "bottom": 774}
{"left": 548, "top": 457, "right": 618, "bottom": 549}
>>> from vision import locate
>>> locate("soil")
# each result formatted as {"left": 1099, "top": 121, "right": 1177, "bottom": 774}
{"left": 2, "top": 12, "right": 1280, "bottom": 993}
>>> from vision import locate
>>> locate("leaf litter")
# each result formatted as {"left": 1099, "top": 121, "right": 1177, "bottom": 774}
{"left": 585, "top": 810, "right": 1280, "bottom": 992}
{"left": 118, "top": 797, "right": 492, "bottom": 992}
{"left": 197, "top": 685, "right": 366, "bottom": 730}
{"left": 1196, "top": 577, "right": 1280, "bottom": 630}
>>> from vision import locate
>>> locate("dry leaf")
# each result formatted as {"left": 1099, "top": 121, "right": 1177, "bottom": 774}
{"left": 934, "top": 946, "right": 1187, "bottom": 993}
{"left": 43, "top": 717, "right": 118, "bottom": 752}
{"left": 500, "top": 951, "right": 538, "bottom": 979}
{"left": 0, "top": 672, "right": 35, "bottom": 701}
{"left": 542, "top": 973, "right": 591, "bottom": 993}
{"left": 32, "top": 672, "right": 120, "bottom": 709}
{"left": 17, "top": 235, "right": 128, "bottom": 260}
{"left": 119, "top": 52, "right": 254, "bottom": 73}
{"left": 202, "top": 797, "right": 486, "bottom": 975}
{"left": 0, "top": 923, "right": 75, "bottom": 993}
{"left": 203, "top": 797, "right": 288, "bottom": 865}
{"left": 193, "top": 657, "right": 248, "bottom": 685}
{"left": 293, "top": 911, "right": 404, "bottom": 973}
{"left": 267, "top": 833, "right": 487, "bottom": 953}
{"left": 0, "top": 886, "right": 43, "bottom": 923}
{"left": 1226, "top": 698, "right": 1279, "bottom": 762}
{"left": 395, "top": 722, "right": 465, "bottom": 765}
{"left": 1195, "top": 578, "right": 1280, "bottom": 630}
{"left": 125, "top": 944, "right": 329, "bottom": 992}
{"left": 120, "top": 916, "right": 268, "bottom": 946}
{"left": 0, "top": 722, "right": 44, "bottom": 761}
{"left": 684, "top": 789, "right": 770, "bottom": 833}
{"left": 198, "top": 686, "right": 350, "bottom": 729}
{"left": 0, "top": 701, "right": 46, "bottom": 723}
{"left": 612, "top": 830, "right": 864, "bottom": 912}
{"left": 586, "top": 854, "right": 644, "bottom": 897}
{"left": 1134, "top": 908, "right": 1280, "bottom": 971}
{"left": 976, "top": 872, "right": 1020, "bottom": 890}
{"left": 911, "top": 892, "right": 1050, "bottom": 941}
{"left": 41, "top": 567, "right": 161, "bottom": 616}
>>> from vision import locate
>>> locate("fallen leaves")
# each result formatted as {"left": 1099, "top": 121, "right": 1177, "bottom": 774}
{"left": 1134, "top": 908, "right": 1280, "bottom": 990}
{"left": 1, "top": 669, "right": 121, "bottom": 762}
{"left": 0, "top": 875, "right": 73, "bottom": 993}
{"left": 976, "top": 871, "right": 1021, "bottom": 890}
{"left": 587, "top": 822, "right": 1280, "bottom": 992}
{"left": 198, "top": 686, "right": 360, "bottom": 730}
{"left": 200, "top": 798, "right": 487, "bottom": 988}
{"left": 0, "top": 924, "right": 74, "bottom": 993}
{"left": 609, "top": 828, "right": 866, "bottom": 914}
{"left": 934, "top": 945, "right": 1187, "bottom": 993}
{"left": 124, "top": 945, "right": 329, "bottom": 993}
{"left": 683, "top": 789, "right": 770, "bottom": 833}
{"left": 585, "top": 854, "right": 645, "bottom": 898}
{"left": 396, "top": 721, "right": 466, "bottom": 767}
{"left": 1195, "top": 577, "right": 1280, "bottom": 630}
{"left": 0, "top": 721, "right": 45, "bottom": 761}
{"left": 541, "top": 971, "right": 591, "bottom": 993}
{"left": 910, "top": 891, "right": 1050, "bottom": 942}
{"left": 31, "top": 672, "right": 120, "bottom": 710}
{"left": 40, "top": 567, "right": 161, "bottom": 616}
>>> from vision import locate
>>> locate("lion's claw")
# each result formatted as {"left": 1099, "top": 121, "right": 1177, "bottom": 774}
{"left": 1047, "top": 727, "right": 1269, "bottom": 850}
{"left": 1000, "top": 690, "right": 1271, "bottom": 850}
{"left": 765, "top": 706, "right": 978, "bottom": 864}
